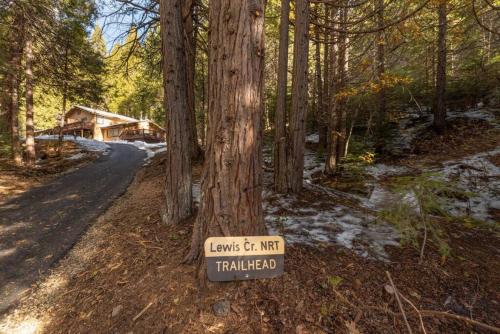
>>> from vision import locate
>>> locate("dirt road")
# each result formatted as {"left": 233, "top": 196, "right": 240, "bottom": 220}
{"left": 0, "top": 143, "right": 145, "bottom": 314}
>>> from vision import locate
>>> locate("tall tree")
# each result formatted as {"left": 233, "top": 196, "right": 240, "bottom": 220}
{"left": 326, "top": 4, "right": 350, "bottom": 175}
{"left": 7, "top": 12, "right": 24, "bottom": 166}
{"left": 159, "top": 0, "right": 193, "bottom": 224}
{"left": 24, "top": 30, "right": 35, "bottom": 166}
{"left": 182, "top": 0, "right": 202, "bottom": 160}
{"left": 186, "top": 0, "right": 267, "bottom": 278}
{"left": 434, "top": 0, "right": 447, "bottom": 131}
{"left": 287, "top": 0, "right": 310, "bottom": 192}
{"left": 273, "top": 0, "right": 290, "bottom": 193}
{"left": 313, "top": 6, "right": 323, "bottom": 150}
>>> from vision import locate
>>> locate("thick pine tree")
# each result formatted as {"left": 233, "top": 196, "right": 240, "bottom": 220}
{"left": 186, "top": 0, "right": 267, "bottom": 280}
{"left": 160, "top": 0, "right": 193, "bottom": 224}
{"left": 287, "top": 0, "right": 310, "bottom": 192}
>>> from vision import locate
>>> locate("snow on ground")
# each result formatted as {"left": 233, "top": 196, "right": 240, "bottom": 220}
{"left": 263, "top": 190, "right": 399, "bottom": 261}
{"left": 36, "top": 135, "right": 110, "bottom": 153}
{"left": 448, "top": 108, "right": 499, "bottom": 126}
{"left": 363, "top": 148, "right": 500, "bottom": 222}
{"left": 303, "top": 151, "right": 325, "bottom": 179}
{"left": 64, "top": 152, "right": 86, "bottom": 161}
{"left": 36, "top": 135, "right": 167, "bottom": 164}
{"left": 438, "top": 147, "right": 500, "bottom": 222}
{"left": 305, "top": 133, "right": 319, "bottom": 144}
{"left": 104, "top": 140, "right": 167, "bottom": 164}
{"left": 365, "top": 164, "right": 411, "bottom": 180}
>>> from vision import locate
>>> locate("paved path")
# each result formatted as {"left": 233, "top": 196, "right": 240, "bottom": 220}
{"left": 0, "top": 143, "right": 145, "bottom": 314}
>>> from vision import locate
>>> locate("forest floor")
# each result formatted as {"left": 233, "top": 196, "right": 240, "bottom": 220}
{"left": 0, "top": 108, "right": 499, "bottom": 334}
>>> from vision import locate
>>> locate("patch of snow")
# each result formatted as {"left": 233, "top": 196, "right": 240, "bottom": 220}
{"left": 64, "top": 152, "right": 86, "bottom": 161}
{"left": 448, "top": 108, "right": 499, "bottom": 125}
{"left": 305, "top": 133, "right": 320, "bottom": 144}
{"left": 438, "top": 148, "right": 500, "bottom": 222}
{"left": 264, "top": 190, "right": 399, "bottom": 261}
{"left": 366, "top": 164, "right": 410, "bottom": 180}
{"left": 303, "top": 151, "right": 325, "bottom": 179}
{"left": 36, "top": 135, "right": 110, "bottom": 153}
{"left": 192, "top": 182, "right": 201, "bottom": 203}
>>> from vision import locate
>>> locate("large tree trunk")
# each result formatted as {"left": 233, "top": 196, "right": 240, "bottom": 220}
{"left": 338, "top": 5, "right": 350, "bottom": 159}
{"left": 25, "top": 34, "right": 36, "bottom": 167}
{"left": 434, "top": 0, "right": 447, "bottom": 132}
{"left": 273, "top": 0, "right": 290, "bottom": 193}
{"left": 185, "top": 0, "right": 267, "bottom": 280}
{"left": 183, "top": 0, "right": 202, "bottom": 160}
{"left": 160, "top": 0, "right": 193, "bottom": 224}
{"left": 325, "top": 5, "right": 348, "bottom": 175}
{"left": 287, "top": 0, "right": 310, "bottom": 193}
{"left": 319, "top": 4, "right": 331, "bottom": 151}
{"left": 58, "top": 45, "right": 69, "bottom": 156}
{"left": 313, "top": 14, "right": 323, "bottom": 148}
{"left": 8, "top": 14, "right": 24, "bottom": 166}
{"left": 199, "top": 62, "right": 206, "bottom": 147}
{"left": 375, "top": 0, "right": 386, "bottom": 141}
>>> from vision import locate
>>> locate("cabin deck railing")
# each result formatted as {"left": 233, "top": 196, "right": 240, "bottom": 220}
{"left": 119, "top": 129, "right": 164, "bottom": 143}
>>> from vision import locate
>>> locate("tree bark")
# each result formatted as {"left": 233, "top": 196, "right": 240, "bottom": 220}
{"left": 319, "top": 4, "right": 331, "bottom": 151}
{"left": 199, "top": 61, "right": 206, "bottom": 147}
{"left": 434, "top": 0, "right": 447, "bottom": 132}
{"left": 325, "top": 5, "right": 348, "bottom": 175}
{"left": 185, "top": 0, "right": 267, "bottom": 279}
{"left": 274, "top": 0, "right": 290, "bottom": 193}
{"left": 183, "top": 0, "right": 202, "bottom": 160}
{"left": 313, "top": 14, "right": 323, "bottom": 148}
{"left": 288, "top": 0, "right": 310, "bottom": 193}
{"left": 8, "top": 13, "right": 24, "bottom": 166}
{"left": 338, "top": 5, "right": 350, "bottom": 159}
{"left": 25, "top": 33, "right": 36, "bottom": 167}
{"left": 160, "top": 0, "right": 193, "bottom": 224}
{"left": 58, "top": 45, "right": 69, "bottom": 156}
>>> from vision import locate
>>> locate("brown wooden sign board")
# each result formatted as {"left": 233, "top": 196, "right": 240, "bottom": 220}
{"left": 204, "top": 236, "right": 285, "bottom": 281}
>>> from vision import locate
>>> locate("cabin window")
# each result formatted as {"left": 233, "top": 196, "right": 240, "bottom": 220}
{"left": 108, "top": 128, "right": 120, "bottom": 137}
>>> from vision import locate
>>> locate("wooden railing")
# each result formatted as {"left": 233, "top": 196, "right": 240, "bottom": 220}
{"left": 119, "top": 129, "right": 164, "bottom": 142}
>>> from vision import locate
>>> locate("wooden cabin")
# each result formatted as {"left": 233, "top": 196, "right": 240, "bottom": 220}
{"left": 37, "top": 105, "right": 166, "bottom": 143}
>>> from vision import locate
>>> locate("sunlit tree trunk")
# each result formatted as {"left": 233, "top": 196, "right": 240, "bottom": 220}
{"left": 8, "top": 14, "right": 24, "bottom": 166}
{"left": 288, "top": 0, "right": 310, "bottom": 192}
{"left": 185, "top": 0, "right": 267, "bottom": 281}
{"left": 160, "top": 0, "right": 193, "bottom": 224}
{"left": 274, "top": 0, "right": 290, "bottom": 193}
{"left": 25, "top": 33, "right": 36, "bottom": 167}
{"left": 434, "top": 0, "right": 447, "bottom": 131}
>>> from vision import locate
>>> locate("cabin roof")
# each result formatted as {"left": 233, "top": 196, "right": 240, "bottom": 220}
{"left": 69, "top": 105, "right": 139, "bottom": 123}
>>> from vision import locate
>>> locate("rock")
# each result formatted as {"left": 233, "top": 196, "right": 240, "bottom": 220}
{"left": 295, "top": 324, "right": 308, "bottom": 334}
{"left": 489, "top": 200, "right": 500, "bottom": 210}
{"left": 384, "top": 284, "right": 395, "bottom": 295}
{"left": 353, "top": 279, "right": 362, "bottom": 290}
{"left": 212, "top": 299, "right": 230, "bottom": 317}
{"left": 112, "top": 305, "right": 123, "bottom": 318}
{"left": 444, "top": 295, "right": 469, "bottom": 316}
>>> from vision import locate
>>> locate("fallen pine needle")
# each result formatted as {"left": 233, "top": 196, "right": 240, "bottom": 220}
{"left": 133, "top": 300, "right": 154, "bottom": 322}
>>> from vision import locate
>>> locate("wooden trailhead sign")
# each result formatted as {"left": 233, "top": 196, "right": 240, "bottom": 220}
{"left": 204, "top": 236, "right": 285, "bottom": 281}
